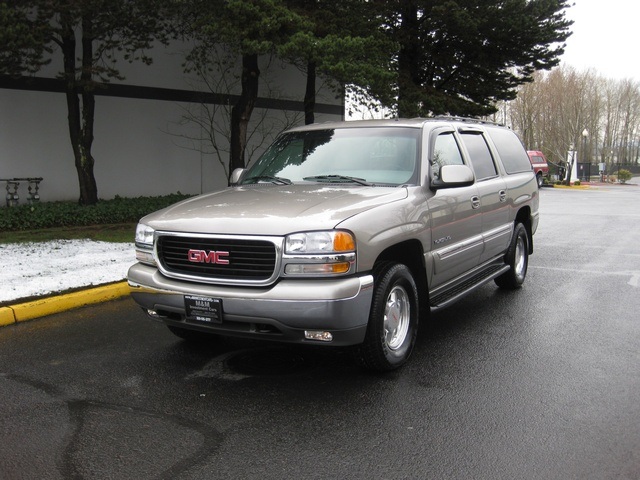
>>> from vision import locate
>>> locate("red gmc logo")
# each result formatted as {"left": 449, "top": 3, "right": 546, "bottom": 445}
{"left": 187, "top": 249, "right": 230, "bottom": 264}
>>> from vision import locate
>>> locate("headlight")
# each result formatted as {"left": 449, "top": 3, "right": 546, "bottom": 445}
{"left": 284, "top": 230, "right": 356, "bottom": 276}
{"left": 285, "top": 231, "right": 355, "bottom": 254}
{"left": 135, "top": 223, "right": 155, "bottom": 248}
{"left": 135, "top": 223, "right": 156, "bottom": 265}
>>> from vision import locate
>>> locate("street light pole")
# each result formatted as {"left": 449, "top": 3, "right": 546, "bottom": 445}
{"left": 582, "top": 129, "right": 589, "bottom": 182}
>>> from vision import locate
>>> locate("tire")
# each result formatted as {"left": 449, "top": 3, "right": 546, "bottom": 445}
{"left": 536, "top": 173, "right": 544, "bottom": 188}
{"left": 167, "top": 325, "right": 219, "bottom": 344}
{"left": 495, "top": 222, "right": 529, "bottom": 290}
{"left": 355, "top": 262, "right": 419, "bottom": 372}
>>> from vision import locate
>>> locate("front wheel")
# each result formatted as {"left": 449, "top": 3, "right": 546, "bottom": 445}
{"left": 495, "top": 222, "right": 529, "bottom": 290}
{"left": 536, "top": 173, "right": 544, "bottom": 188}
{"left": 355, "top": 262, "right": 419, "bottom": 372}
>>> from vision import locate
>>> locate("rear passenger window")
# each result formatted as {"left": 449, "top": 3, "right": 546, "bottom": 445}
{"left": 460, "top": 132, "right": 497, "bottom": 180}
{"left": 486, "top": 127, "right": 531, "bottom": 174}
{"left": 431, "top": 132, "right": 464, "bottom": 179}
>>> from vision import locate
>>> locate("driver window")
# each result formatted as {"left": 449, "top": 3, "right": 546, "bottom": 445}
{"left": 432, "top": 132, "right": 464, "bottom": 179}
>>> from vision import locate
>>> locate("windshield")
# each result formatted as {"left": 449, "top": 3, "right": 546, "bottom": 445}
{"left": 240, "top": 127, "right": 421, "bottom": 186}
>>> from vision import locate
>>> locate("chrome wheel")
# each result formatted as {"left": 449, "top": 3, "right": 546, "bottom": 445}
{"left": 495, "top": 222, "right": 529, "bottom": 290}
{"left": 514, "top": 235, "right": 527, "bottom": 282}
{"left": 355, "top": 262, "right": 419, "bottom": 371}
{"left": 384, "top": 285, "right": 411, "bottom": 351}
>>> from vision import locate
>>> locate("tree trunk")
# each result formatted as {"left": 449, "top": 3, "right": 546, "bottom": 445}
{"left": 304, "top": 61, "right": 316, "bottom": 125}
{"left": 229, "top": 54, "right": 260, "bottom": 182}
{"left": 396, "top": 2, "right": 421, "bottom": 118}
{"left": 61, "top": 14, "right": 98, "bottom": 205}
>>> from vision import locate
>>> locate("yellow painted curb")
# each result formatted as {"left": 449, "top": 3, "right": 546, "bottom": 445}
{"left": 551, "top": 184, "right": 591, "bottom": 190}
{"left": 1, "top": 281, "right": 130, "bottom": 326}
{"left": 0, "top": 307, "right": 16, "bottom": 327}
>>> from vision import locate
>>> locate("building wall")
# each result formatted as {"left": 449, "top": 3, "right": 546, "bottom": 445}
{"left": 0, "top": 43, "right": 343, "bottom": 204}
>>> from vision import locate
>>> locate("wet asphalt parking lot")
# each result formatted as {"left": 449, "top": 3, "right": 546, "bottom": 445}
{"left": 1, "top": 183, "right": 639, "bottom": 479}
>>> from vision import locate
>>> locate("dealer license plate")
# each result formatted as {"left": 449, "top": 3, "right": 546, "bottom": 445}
{"left": 184, "top": 295, "right": 222, "bottom": 325}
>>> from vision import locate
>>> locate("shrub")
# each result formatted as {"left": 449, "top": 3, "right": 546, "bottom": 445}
{"left": 574, "top": 180, "right": 581, "bottom": 186}
{"left": 617, "top": 169, "right": 632, "bottom": 184}
{"left": 0, "top": 193, "right": 192, "bottom": 232}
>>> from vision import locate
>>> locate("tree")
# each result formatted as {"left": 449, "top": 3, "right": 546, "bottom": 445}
{"left": 173, "top": 48, "right": 304, "bottom": 180}
{"left": 183, "top": 0, "right": 307, "bottom": 180}
{"left": 281, "top": 0, "right": 396, "bottom": 124}
{"left": 508, "top": 66, "right": 640, "bottom": 182}
{"left": 382, "top": 0, "right": 573, "bottom": 118}
{"left": 0, "top": 0, "right": 172, "bottom": 205}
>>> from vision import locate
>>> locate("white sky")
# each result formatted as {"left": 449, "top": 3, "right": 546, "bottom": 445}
{"left": 560, "top": 0, "right": 639, "bottom": 81}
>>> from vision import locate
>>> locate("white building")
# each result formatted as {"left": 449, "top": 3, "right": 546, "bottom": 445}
{"left": 0, "top": 42, "right": 344, "bottom": 204}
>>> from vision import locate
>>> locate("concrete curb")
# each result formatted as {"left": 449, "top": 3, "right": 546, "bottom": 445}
{"left": 0, "top": 281, "right": 130, "bottom": 327}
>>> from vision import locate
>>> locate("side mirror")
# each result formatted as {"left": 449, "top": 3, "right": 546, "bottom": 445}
{"left": 230, "top": 168, "right": 245, "bottom": 186}
{"left": 431, "top": 164, "right": 475, "bottom": 189}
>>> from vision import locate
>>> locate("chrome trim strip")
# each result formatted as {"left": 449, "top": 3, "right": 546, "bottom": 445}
{"left": 436, "top": 234, "right": 484, "bottom": 260}
{"left": 483, "top": 223, "right": 513, "bottom": 242}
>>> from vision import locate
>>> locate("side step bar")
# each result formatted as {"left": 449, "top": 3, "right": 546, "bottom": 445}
{"left": 429, "top": 263, "right": 510, "bottom": 312}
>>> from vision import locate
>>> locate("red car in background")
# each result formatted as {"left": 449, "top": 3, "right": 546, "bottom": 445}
{"left": 527, "top": 150, "right": 549, "bottom": 188}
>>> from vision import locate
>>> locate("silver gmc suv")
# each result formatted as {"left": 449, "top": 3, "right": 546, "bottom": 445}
{"left": 128, "top": 118, "right": 539, "bottom": 371}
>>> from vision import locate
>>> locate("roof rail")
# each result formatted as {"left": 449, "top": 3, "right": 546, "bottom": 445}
{"left": 427, "top": 116, "right": 505, "bottom": 127}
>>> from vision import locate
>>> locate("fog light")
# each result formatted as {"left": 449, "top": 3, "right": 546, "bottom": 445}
{"left": 304, "top": 330, "right": 333, "bottom": 342}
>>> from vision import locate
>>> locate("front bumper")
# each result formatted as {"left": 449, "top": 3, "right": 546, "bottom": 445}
{"left": 127, "top": 263, "right": 373, "bottom": 346}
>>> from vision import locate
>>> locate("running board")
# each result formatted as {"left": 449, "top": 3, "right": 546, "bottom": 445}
{"left": 429, "top": 264, "right": 510, "bottom": 312}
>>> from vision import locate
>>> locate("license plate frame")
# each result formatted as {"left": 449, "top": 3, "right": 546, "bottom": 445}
{"left": 184, "top": 295, "right": 223, "bottom": 325}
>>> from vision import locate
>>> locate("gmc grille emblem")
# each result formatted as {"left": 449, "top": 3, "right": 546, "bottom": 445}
{"left": 187, "top": 249, "right": 230, "bottom": 265}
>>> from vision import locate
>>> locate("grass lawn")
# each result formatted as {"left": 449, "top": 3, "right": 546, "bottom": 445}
{"left": 0, "top": 223, "right": 136, "bottom": 244}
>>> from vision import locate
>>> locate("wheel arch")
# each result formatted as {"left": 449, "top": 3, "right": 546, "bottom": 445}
{"left": 514, "top": 206, "right": 534, "bottom": 254}
{"left": 374, "top": 239, "right": 428, "bottom": 318}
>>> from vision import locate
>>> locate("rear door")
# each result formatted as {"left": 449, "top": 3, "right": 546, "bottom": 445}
{"left": 458, "top": 127, "right": 511, "bottom": 263}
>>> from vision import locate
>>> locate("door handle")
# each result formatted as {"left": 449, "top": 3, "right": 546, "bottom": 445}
{"left": 499, "top": 190, "right": 507, "bottom": 202}
{"left": 471, "top": 196, "right": 481, "bottom": 209}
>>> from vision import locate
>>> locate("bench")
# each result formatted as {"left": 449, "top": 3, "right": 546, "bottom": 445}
{"left": 0, "top": 177, "right": 43, "bottom": 207}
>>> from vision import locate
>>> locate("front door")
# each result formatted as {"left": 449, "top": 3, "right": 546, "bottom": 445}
{"left": 426, "top": 130, "right": 483, "bottom": 289}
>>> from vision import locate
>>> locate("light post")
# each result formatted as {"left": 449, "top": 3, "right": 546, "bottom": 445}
{"left": 582, "top": 129, "right": 589, "bottom": 182}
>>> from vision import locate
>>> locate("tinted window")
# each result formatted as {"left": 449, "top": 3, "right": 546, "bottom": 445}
{"left": 486, "top": 127, "right": 531, "bottom": 174}
{"left": 431, "top": 132, "right": 464, "bottom": 179}
{"left": 460, "top": 132, "right": 497, "bottom": 180}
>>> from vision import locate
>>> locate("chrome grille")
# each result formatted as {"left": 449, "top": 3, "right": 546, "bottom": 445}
{"left": 157, "top": 235, "right": 277, "bottom": 282}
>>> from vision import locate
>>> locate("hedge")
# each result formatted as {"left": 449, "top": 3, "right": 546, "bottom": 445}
{"left": 0, "top": 193, "right": 192, "bottom": 231}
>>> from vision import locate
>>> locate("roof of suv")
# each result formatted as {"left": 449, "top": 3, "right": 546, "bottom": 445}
{"left": 286, "top": 117, "right": 505, "bottom": 132}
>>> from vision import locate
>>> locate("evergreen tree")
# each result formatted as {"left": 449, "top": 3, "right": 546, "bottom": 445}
{"left": 383, "top": 0, "right": 573, "bottom": 117}
{"left": 281, "top": 0, "right": 395, "bottom": 124}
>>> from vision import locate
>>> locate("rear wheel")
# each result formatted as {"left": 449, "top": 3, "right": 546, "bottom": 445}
{"left": 495, "top": 222, "right": 529, "bottom": 290}
{"left": 355, "top": 262, "right": 419, "bottom": 372}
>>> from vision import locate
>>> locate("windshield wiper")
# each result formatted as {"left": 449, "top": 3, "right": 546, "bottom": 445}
{"left": 243, "top": 175, "right": 292, "bottom": 185}
{"left": 303, "top": 175, "right": 372, "bottom": 186}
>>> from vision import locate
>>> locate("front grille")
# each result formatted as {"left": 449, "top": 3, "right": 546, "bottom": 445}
{"left": 157, "top": 235, "right": 277, "bottom": 282}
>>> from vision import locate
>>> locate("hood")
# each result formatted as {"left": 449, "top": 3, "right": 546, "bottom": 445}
{"left": 142, "top": 184, "right": 407, "bottom": 236}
